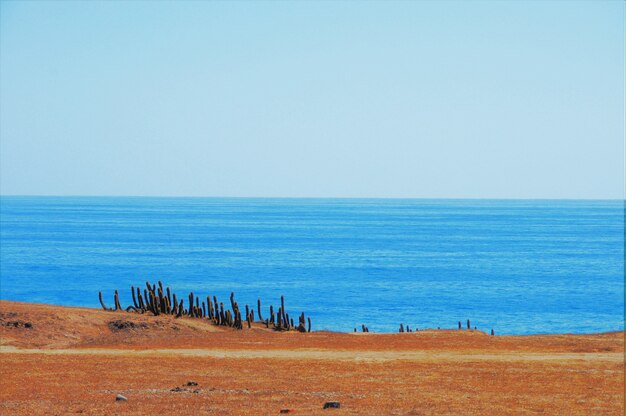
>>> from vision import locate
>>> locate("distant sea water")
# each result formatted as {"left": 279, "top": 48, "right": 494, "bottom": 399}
{"left": 0, "top": 196, "right": 623, "bottom": 335}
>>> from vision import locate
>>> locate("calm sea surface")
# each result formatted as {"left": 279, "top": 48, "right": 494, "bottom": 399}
{"left": 0, "top": 197, "right": 623, "bottom": 334}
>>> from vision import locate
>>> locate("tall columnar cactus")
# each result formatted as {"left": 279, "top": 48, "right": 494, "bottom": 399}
{"left": 213, "top": 296, "right": 219, "bottom": 320}
{"left": 399, "top": 324, "right": 404, "bottom": 333}
{"left": 467, "top": 319, "right": 470, "bottom": 330}
{"left": 276, "top": 307, "right": 283, "bottom": 329}
{"left": 257, "top": 298, "right": 263, "bottom": 322}
{"left": 230, "top": 292, "right": 236, "bottom": 316}
{"left": 219, "top": 303, "right": 226, "bottom": 326}
{"left": 280, "top": 296, "right": 287, "bottom": 327}
{"left": 131, "top": 286, "right": 139, "bottom": 308}
{"left": 297, "top": 312, "right": 306, "bottom": 332}
{"left": 206, "top": 296, "right": 213, "bottom": 319}
{"left": 188, "top": 293, "right": 194, "bottom": 317}
{"left": 307, "top": 317, "right": 311, "bottom": 333}
{"left": 172, "top": 293, "right": 178, "bottom": 315}
{"left": 137, "top": 287, "right": 145, "bottom": 310}
{"left": 137, "top": 292, "right": 145, "bottom": 311}
{"left": 458, "top": 321, "right": 462, "bottom": 330}
{"left": 269, "top": 305, "right": 275, "bottom": 324}
{"left": 98, "top": 291, "right": 110, "bottom": 311}
{"left": 114, "top": 290, "right": 122, "bottom": 311}
{"left": 175, "top": 300, "right": 184, "bottom": 318}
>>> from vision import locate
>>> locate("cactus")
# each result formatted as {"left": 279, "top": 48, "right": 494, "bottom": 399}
{"left": 114, "top": 290, "right": 122, "bottom": 311}
{"left": 188, "top": 293, "right": 194, "bottom": 317}
{"left": 137, "top": 292, "right": 145, "bottom": 311}
{"left": 399, "top": 324, "right": 404, "bottom": 333}
{"left": 467, "top": 319, "right": 470, "bottom": 330}
{"left": 213, "top": 296, "right": 219, "bottom": 320}
{"left": 280, "top": 296, "right": 287, "bottom": 326}
{"left": 491, "top": 329, "right": 495, "bottom": 336}
{"left": 206, "top": 296, "right": 213, "bottom": 319}
{"left": 276, "top": 308, "right": 283, "bottom": 329}
{"left": 131, "top": 286, "right": 139, "bottom": 308}
{"left": 98, "top": 291, "right": 111, "bottom": 311}
{"left": 99, "top": 281, "right": 313, "bottom": 334}
{"left": 229, "top": 292, "right": 236, "bottom": 316}
{"left": 137, "top": 287, "right": 145, "bottom": 310}
{"left": 151, "top": 292, "right": 160, "bottom": 315}
{"left": 257, "top": 298, "right": 263, "bottom": 322}
{"left": 458, "top": 321, "right": 462, "bottom": 330}
{"left": 171, "top": 293, "right": 178, "bottom": 315}
{"left": 219, "top": 303, "right": 226, "bottom": 326}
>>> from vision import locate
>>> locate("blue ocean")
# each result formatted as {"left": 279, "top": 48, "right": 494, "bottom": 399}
{"left": 0, "top": 196, "right": 623, "bottom": 335}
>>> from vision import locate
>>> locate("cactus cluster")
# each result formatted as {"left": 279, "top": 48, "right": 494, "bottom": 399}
{"left": 98, "top": 281, "right": 312, "bottom": 333}
{"left": 393, "top": 318, "right": 488, "bottom": 333}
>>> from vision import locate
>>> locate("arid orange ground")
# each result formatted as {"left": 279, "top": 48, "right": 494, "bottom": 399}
{"left": 0, "top": 300, "right": 623, "bottom": 415}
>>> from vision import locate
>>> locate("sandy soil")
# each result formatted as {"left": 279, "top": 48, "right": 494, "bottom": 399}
{"left": 0, "top": 300, "right": 623, "bottom": 415}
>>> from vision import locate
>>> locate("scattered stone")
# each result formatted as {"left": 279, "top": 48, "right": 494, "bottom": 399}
{"left": 2, "top": 320, "right": 33, "bottom": 329}
{"left": 279, "top": 409, "right": 293, "bottom": 414}
{"left": 108, "top": 320, "right": 148, "bottom": 331}
{"left": 185, "top": 381, "right": 198, "bottom": 386}
{"left": 323, "top": 401, "right": 340, "bottom": 409}
{"left": 171, "top": 387, "right": 185, "bottom": 392}
{"left": 115, "top": 394, "right": 127, "bottom": 401}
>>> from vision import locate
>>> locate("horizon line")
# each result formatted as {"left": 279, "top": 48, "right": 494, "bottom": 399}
{"left": 0, "top": 194, "right": 624, "bottom": 202}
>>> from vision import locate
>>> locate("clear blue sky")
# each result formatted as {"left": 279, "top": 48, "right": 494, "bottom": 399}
{"left": 1, "top": 1, "right": 624, "bottom": 198}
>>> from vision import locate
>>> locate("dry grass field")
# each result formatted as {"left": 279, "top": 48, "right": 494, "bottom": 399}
{"left": 0, "top": 300, "right": 623, "bottom": 415}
